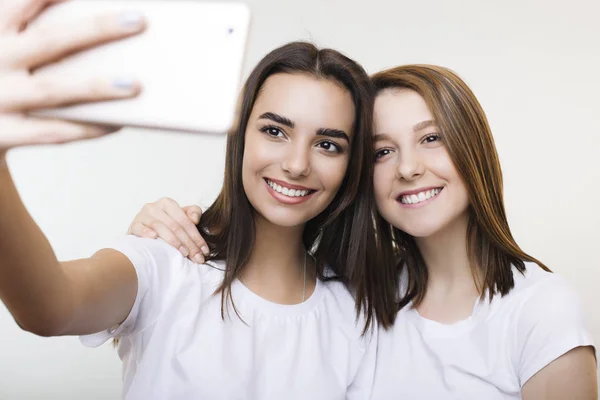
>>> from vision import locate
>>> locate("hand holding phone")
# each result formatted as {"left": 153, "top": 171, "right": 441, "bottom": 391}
{"left": 29, "top": 1, "right": 251, "bottom": 135}
{"left": 0, "top": 0, "right": 146, "bottom": 152}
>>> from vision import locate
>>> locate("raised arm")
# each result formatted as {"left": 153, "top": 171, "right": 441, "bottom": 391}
{"left": 0, "top": 169, "right": 137, "bottom": 336}
{"left": 0, "top": 0, "right": 146, "bottom": 337}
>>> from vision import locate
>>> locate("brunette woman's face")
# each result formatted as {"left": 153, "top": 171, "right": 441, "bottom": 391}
{"left": 372, "top": 89, "right": 470, "bottom": 238}
{"left": 242, "top": 73, "right": 355, "bottom": 228}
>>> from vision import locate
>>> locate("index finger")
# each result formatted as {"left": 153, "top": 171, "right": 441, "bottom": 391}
{"left": 14, "top": 10, "right": 146, "bottom": 69}
{"left": 165, "top": 203, "right": 209, "bottom": 255}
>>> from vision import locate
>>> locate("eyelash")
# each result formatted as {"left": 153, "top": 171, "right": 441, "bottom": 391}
{"left": 318, "top": 141, "right": 343, "bottom": 154}
{"left": 374, "top": 148, "right": 392, "bottom": 160}
{"left": 259, "top": 125, "right": 343, "bottom": 154}
{"left": 374, "top": 133, "right": 442, "bottom": 159}
{"left": 422, "top": 133, "right": 442, "bottom": 144}
{"left": 260, "top": 125, "right": 285, "bottom": 138}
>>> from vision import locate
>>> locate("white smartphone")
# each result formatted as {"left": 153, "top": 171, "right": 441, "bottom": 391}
{"left": 29, "top": 1, "right": 251, "bottom": 134}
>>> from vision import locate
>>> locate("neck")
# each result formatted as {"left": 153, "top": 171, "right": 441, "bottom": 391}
{"left": 241, "top": 214, "right": 314, "bottom": 304}
{"left": 415, "top": 211, "right": 479, "bottom": 293}
{"left": 413, "top": 211, "right": 483, "bottom": 323}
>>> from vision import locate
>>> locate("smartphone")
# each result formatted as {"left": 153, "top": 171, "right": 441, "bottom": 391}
{"left": 29, "top": 1, "right": 251, "bottom": 134}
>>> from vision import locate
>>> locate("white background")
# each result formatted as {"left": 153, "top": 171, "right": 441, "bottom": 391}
{"left": 1, "top": 0, "right": 599, "bottom": 398}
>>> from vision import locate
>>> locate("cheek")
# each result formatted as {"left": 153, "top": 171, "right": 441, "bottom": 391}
{"left": 242, "top": 134, "right": 274, "bottom": 174}
{"left": 373, "top": 163, "right": 394, "bottom": 201}
{"left": 241, "top": 136, "right": 265, "bottom": 192}
{"left": 427, "top": 148, "right": 456, "bottom": 179}
{"left": 316, "top": 154, "right": 349, "bottom": 192}
{"left": 428, "top": 152, "right": 470, "bottom": 207}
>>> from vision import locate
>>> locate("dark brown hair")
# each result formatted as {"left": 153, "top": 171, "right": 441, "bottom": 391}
{"left": 199, "top": 42, "right": 397, "bottom": 330}
{"left": 371, "top": 65, "right": 550, "bottom": 310}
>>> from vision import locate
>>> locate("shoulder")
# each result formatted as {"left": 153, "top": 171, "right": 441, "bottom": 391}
{"left": 486, "top": 262, "right": 584, "bottom": 326}
{"left": 513, "top": 262, "right": 587, "bottom": 331}
{"left": 319, "top": 267, "right": 357, "bottom": 314}
{"left": 319, "top": 278, "right": 375, "bottom": 341}
{"left": 320, "top": 266, "right": 358, "bottom": 316}
{"left": 106, "top": 235, "right": 224, "bottom": 285}
{"left": 506, "top": 262, "right": 594, "bottom": 385}
{"left": 107, "top": 235, "right": 182, "bottom": 265}
{"left": 507, "top": 262, "right": 580, "bottom": 313}
{"left": 511, "top": 261, "right": 555, "bottom": 293}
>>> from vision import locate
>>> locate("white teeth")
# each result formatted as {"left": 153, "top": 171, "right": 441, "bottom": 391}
{"left": 401, "top": 188, "right": 441, "bottom": 205}
{"left": 266, "top": 180, "right": 311, "bottom": 198}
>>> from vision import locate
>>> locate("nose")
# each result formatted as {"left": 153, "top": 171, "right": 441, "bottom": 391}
{"left": 281, "top": 141, "right": 311, "bottom": 178}
{"left": 396, "top": 149, "right": 424, "bottom": 181}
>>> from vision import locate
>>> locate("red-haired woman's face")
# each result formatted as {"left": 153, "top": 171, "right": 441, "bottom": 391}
{"left": 373, "top": 89, "right": 469, "bottom": 238}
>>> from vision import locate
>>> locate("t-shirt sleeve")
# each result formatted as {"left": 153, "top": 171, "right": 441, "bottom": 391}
{"left": 515, "top": 274, "right": 595, "bottom": 385}
{"left": 79, "top": 236, "right": 182, "bottom": 347}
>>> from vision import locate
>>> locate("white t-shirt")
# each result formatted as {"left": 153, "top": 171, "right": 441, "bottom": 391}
{"left": 80, "top": 236, "right": 376, "bottom": 400}
{"left": 371, "top": 262, "right": 595, "bottom": 399}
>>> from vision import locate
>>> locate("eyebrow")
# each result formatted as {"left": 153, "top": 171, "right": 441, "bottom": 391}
{"left": 374, "top": 133, "right": 392, "bottom": 142}
{"left": 317, "top": 128, "right": 350, "bottom": 143}
{"left": 258, "top": 112, "right": 294, "bottom": 128}
{"left": 259, "top": 111, "right": 350, "bottom": 142}
{"left": 413, "top": 120, "right": 436, "bottom": 131}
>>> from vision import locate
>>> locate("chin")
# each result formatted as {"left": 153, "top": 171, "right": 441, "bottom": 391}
{"left": 255, "top": 208, "right": 313, "bottom": 228}
{"left": 399, "top": 225, "right": 441, "bottom": 238}
{"left": 381, "top": 213, "right": 444, "bottom": 239}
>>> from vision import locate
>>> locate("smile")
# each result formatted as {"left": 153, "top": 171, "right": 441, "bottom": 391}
{"left": 398, "top": 187, "right": 442, "bottom": 205}
{"left": 265, "top": 178, "right": 314, "bottom": 198}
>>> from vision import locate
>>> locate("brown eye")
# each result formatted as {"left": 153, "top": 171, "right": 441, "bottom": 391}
{"left": 318, "top": 141, "right": 342, "bottom": 153}
{"left": 422, "top": 133, "right": 441, "bottom": 144}
{"left": 260, "top": 125, "right": 284, "bottom": 138}
{"left": 375, "top": 148, "right": 392, "bottom": 160}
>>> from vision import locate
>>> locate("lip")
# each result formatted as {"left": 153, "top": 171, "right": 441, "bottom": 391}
{"left": 264, "top": 177, "right": 315, "bottom": 191}
{"left": 264, "top": 178, "right": 316, "bottom": 205}
{"left": 397, "top": 186, "right": 441, "bottom": 197}
{"left": 396, "top": 186, "right": 443, "bottom": 209}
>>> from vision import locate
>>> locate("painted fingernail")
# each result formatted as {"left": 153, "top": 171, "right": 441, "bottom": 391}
{"left": 201, "top": 246, "right": 210, "bottom": 256}
{"left": 119, "top": 11, "right": 145, "bottom": 30}
{"left": 179, "top": 246, "right": 189, "bottom": 257}
{"left": 113, "top": 78, "right": 138, "bottom": 90}
{"left": 194, "top": 254, "right": 205, "bottom": 264}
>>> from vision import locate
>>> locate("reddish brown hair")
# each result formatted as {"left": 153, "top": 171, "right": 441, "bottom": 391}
{"left": 371, "top": 65, "right": 550, "bottom": 309}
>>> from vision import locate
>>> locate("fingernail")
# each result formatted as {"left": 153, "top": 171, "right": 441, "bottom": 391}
{"left": 194, "top": 254, "right": 205, "bottom": 264}
{"left": 113, "top": 78, "right": 138, "bottom": 90}
{"left": 179, "top": 246, "right": 189, "bottom": 257}
{"left": 201, "top": 246, "right": 209, "bottom": 256}
{"left": 119, "top": 11, "right": 145, "bottom": 30}
{"left": 191, "top": 213, "right": 200, "bottom": 223}
{"left": 100, "top": 125, "right": 121, "bottom": 134}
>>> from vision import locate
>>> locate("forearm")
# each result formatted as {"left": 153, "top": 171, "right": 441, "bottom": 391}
{"left": 0, "top": 156, "right": 73, "bottom": 335}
